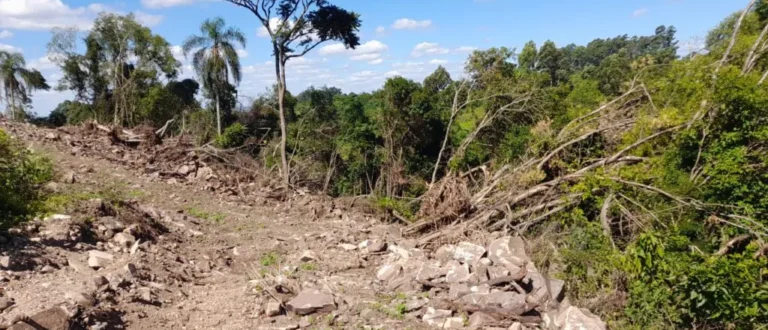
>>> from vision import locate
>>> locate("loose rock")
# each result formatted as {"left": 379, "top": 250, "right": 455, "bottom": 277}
{"left": 454, "top": 241, "right": 486, "bottom": 264}
{"left": 285, "top": 289, "right": 336, "bottom": 315}
{"left": 87, "top": 250, "right": 114, "bottom": 269}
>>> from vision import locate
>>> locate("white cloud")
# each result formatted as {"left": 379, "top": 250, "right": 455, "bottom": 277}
{"left": 0, "top": 0, "right": 164, "bottom": 30}
{"left": 0, "top": 29, "right": 12, "bottom": 38}
{"left": 368, "top": 58, "right": 383, "bottom": 65}
{"left": 350, "top": 70, "right": 377, "bottom": 82}
{"left": 429, "top": 59, "right": 448, "bottom": 65}
{"left": 455, "top": 46, "right": 477, "bottom": 53}
{"left": 28, "top": 55, "right": 57, "bottom": 71}
{"left": 134, "top": 11, "right": 164, "bottom": 27}
{"left": 375, "top": 26, "right": 386, "bottom": 34}
{"left": 237, "top": 49, "right": 248, "bottom": 58}
{"left": 392, "top": 18, "right": 432, "bottom": 30}
{"left": 411, "top": 42, "right": 449, "bottom": 57}
{"left": 0, "top": 0, "right": 93, "bottom": 30}
{"left": 141, "top": 0, "right": 199, "bottom": 9}
{"left": 319, "top": 40, "right": 388, "bottom": 63}
{"left": 632, "top": 8, "right": 649, "bottom": 17}
{"left": 350, "top": 53, "right": 381, "bottom": 61}
{"left": 0, "top": 42, "right": 21, "bottom": 53}
{"left": 320, "top": 40, "right": 388, "bottom": 56}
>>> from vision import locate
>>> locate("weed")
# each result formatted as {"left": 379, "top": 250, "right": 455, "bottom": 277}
{"left": 300, "top": 262, "right": 317, "bottom": 271}
{"left": 260, "top": 252, "right": 279, "bottom": 267}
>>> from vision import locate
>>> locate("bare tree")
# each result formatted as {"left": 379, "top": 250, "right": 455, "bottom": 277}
{"left": 224, "top": 0, "right": 361, "bottom": 185}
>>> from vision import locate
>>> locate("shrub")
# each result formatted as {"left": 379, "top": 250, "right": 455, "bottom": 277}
{"left": 0, "top": 129, "right": 52, "bottom": 228}
{"left": 216, "top": 123, "right": 248, "bottom": 149}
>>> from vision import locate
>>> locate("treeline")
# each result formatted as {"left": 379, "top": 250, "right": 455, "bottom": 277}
{"left": 2, "top": 0, "right": 767, "bottom": 328}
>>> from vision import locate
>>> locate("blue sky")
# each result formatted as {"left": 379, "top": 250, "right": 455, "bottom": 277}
{"left": 0, "top": 0, "right": 747, "bottom": 115}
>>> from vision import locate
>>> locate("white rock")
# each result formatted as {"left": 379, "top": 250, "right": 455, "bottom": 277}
{"left": 113, "top": 232, "right": 136, "bottom": 248}
{"left": 488, "top": 236, "right": 529, "bottom": 268}
{"left": 338, "top": 244, "right": 357, "bottom": 251}
{"left": 557, "top": 306, "right": 607, "bottom": 330}
{"left": 445, "top": 260, "right": 471, "bottom": 283}
{"left": 454, "top": 242, "right": 486, "bottom": 264}
{"left": 376, "top": 263, "right": 402, "bottom": 282}
{"left": 422, "top": 307, "right": 453, "bottom": 327}
{"left": 87, "top": 250, "right": 114, "bottom": 269}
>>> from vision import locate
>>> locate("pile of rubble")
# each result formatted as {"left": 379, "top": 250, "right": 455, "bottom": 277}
{"left": 374, "top": 235, "right": 607, "bottom": 330}
{"left": 5, "top": 122, "right": 275, "bottom": 199}
{"left": 0, "top": 196, "right": 228, "bottom": 329}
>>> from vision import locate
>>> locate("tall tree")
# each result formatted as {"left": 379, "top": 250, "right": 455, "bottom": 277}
{"left": 224, "top": 0, "right": 361, "bottom": 185}
{"left": 182, "top": 17, "right": 246, "bottom": 136}
{"left": 0, "top": 51, "right": 49, "bottom": 120}
{"left": 518, "top": 41, "right": 538, "bottom": 71}
{"left": 49, "top": 14, "right": 178, "bottom": 125}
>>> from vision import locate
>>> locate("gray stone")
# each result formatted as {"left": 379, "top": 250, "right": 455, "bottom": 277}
{"left": 299, "top": 250, "right": 318, "bottom": 262}
{"left": 124, "top": 263, "right": 139, "bottom": 278}
{"left": 487, "top": 236, "right": 529, "bottom": 268}
{"left": 286, "top": 289, "right": 335, "bottom": 315}
{"left": 549, "top": 278, "right": 565, "bottom": 302}
{"left": 40, "top": 265, "right": 55, "bottom": 273}
{"left": 359, "top": 239, "right": 387, "bottom": 253}
{"left": 405, "top": 297, "right": 429, "bottom": 312}
{"left": 93, "top": 276, "right": 109, "bottom": 287}
{"left": 265, "top": 300, "right": 282, "bottom": 317}
{"left": 422, "top": 307, "right": 453, "bottom": 327}
{"left": 445, "top": 260, "right": 470, "bottom": 283}
{"left": 87, "top": 250, "right": 114, "bottom": 269}
{"left": 0, "top": 297, "right": 14, "bottom": 312}
{"left": 68, "top": 258, "right": 91, "bottom": 273}
{"left": 454, "top": 242, "right": 486, "bottom": 264}
{"left": 487, "top": 266, "right": 510, "bottom": 279}
{"left": 470, "top": 284, "right": 491, "bottom": 294}
{"left": 434, "top": 244, "right": 456, "bottom": 262}
{"left": 9, "top": 306, "right": 71, "bottom": 330}
{"left": 461, "top": 292, "right": 527, "bottom": 313}
{"left": 468, "top": 312, "right": 497, "bottom": 329}
{"left": 443, "top": 317, "right": 464, "bottom": 328}
{"left": 376, "top": 263, "right": 402, "bottom": 282}
{"left": 298, "top": 317, "right": 311, "bottom": 328}
{"left": 556, "top": 306, "right": 607, "bottom": 330}
{"left": 508, "top": 322, "right": 523, "bottom": 330}
{"left": 449, "top": 283, "right": 470, "bottom": 300}
{"left": 415, "top": 259, "right": 446, "bottom": 281}
{"left": 113, "top": 232, "right": 136, "bottom": 248}
{"left": 66, "top": 291, "right": 95, "bottom": 307}
{"left": 387, "top": 244, "right": 412, "bottom": 261}
{"left": 338, "top": 243, "right": 357, "bottom": 251}
{"left": 0, "top": 256, "right": 11, "bottom": 269}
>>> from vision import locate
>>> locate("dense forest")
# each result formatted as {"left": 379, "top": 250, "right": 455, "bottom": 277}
{"left": 2, "top": 0, "right": 768, "bottom": 329}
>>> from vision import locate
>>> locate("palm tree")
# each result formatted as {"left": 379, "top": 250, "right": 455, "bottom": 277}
{"left": 0, "top": 51, "right": 49, "bottom": 120}
{"left": 182, "top": 17, "right": 246, "bottom": 136}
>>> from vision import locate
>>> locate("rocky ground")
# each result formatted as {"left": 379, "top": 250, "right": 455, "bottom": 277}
{"left": 0, "top": 120, "right": 606, "bottom": 330}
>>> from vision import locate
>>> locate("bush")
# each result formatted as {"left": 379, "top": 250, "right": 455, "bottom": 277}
{"left": 0, "top": 129, "right": 52, "bottom": 228}
{"left": 216, "top": 123, "right": 249, "bottom": 149}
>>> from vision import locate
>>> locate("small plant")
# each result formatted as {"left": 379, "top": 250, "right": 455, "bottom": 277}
{"left": 260, "top": 252, "right": 279, "bottom": 267}
{"left": 300, "top": 262, "right": 317, "bottom": 271}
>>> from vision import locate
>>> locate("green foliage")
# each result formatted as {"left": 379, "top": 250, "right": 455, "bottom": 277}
{"left": 0, "top": 129, "right": 53, "bottom": 228}
{"left": 373, "top": 197, "right": 416, "bottom": 221}
{"left": 216, "top": 123, "right": 249, "bottom": 149}
{"left": 260, "top": 252, "right": 279, "bottom": 267}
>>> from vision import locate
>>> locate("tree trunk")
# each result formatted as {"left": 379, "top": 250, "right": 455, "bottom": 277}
{"left": 215, "top": 92, "right": 222, "bottom": 136}
{"left": 278, "top": 59, "right": 290, "bottom": 185}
